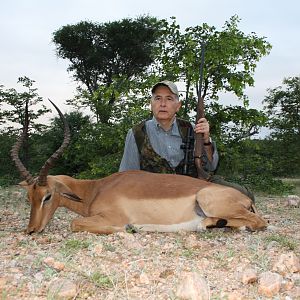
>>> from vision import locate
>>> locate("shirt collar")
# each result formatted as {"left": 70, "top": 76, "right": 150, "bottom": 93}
{"left": 151, "top": 116, "right": 180, "bottom": 136}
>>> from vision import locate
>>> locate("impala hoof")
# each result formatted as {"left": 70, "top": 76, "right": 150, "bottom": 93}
{"left": 125, "top": 224, "right": 138, "bottom": 234}
{"left": 216, "top": 219, "right": 227, "bottom": 228}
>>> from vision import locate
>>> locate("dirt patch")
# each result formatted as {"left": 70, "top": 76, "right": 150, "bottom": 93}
{"left": 0, "top": 186, "right": 299, "bottom": 299}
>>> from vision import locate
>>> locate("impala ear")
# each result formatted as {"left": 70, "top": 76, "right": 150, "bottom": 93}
{"left": 18, "top": 178, "right": 38, "bottom": 188}
{"left": 18, "top": 180, "right": 32, "bottom": 192}
{"left": 18, "top": 180, "right": 29, "bottom": 187}
{"left": 60, "top": 192, "right": 82, "bottom": 202}
{"left": 49, "top": 178, "right": 82, "bottom": 202}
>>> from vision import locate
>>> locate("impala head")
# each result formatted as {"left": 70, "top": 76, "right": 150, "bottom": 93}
{"left": 20, "top": 177, "right": 61, "bottom": 233}
{"left": 19, "top": 176, "right": 81, "bottom": 233}
{"left": 11, "top": 100, "right": 71, "bottom": 234}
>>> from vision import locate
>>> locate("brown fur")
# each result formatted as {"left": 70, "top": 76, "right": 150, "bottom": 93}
{"left": 20, "top": 170, "right": 267, "bottom": 234}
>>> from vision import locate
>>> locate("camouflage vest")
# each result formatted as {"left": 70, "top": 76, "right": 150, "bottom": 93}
{"left": 132, "top": 118, "right": 198, "bottom": 177}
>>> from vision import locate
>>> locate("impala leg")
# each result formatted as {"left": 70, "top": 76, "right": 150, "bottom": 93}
{"left": 225, "top": 211, "right": 267, "bottom": 230}
{"left": 71, "top": 215, "right": 126, "bottom": 234}
{"left": 201, "top": 217, "right": 228, "bottom": 229}
{"left": 196, "top": 187, "right": 267, "bottom": 231}
{"left": 201, "top": 213, "right": 266, "bottom": 231}
{"left": 128, "top": 215, "right": 204, "bottom": 233}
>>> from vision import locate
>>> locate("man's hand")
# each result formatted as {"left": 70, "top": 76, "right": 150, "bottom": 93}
{"left": 194, "top": 118, "right": 210, "bottom": 143}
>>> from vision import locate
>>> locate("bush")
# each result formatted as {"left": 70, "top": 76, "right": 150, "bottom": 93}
{"left": 217, "top": 139, "right": 295, "bottom": 195}
{"left": 227, "top": 174, "right": 294, "bottom": 196}
{"left": 0, "top": 175, "right": 18, "bottom": 187}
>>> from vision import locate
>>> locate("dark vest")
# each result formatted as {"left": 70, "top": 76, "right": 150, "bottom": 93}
{"left": 132, "top": 118, "right": 198, "bottom": 177}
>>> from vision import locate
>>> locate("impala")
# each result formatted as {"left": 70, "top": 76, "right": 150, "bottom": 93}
{"left": 11, "top": 101, "right": 267, "bottom": 234}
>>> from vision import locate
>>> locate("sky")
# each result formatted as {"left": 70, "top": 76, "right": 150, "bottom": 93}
{"left": 1, "top": 0, "right": 300, "bottom": 116}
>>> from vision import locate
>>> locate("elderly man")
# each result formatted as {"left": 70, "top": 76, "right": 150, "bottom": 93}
{"left": 119, "top": 80, "right": 219, "bottom": 176}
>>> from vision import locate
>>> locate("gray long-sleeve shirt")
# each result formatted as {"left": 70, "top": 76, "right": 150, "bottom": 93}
{"left": 119, "top": 117, "right": 219, "bottom": 172}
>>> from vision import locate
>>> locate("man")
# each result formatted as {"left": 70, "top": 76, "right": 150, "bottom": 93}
{"left": 119, "top": 80, "right": 255, "bottom": 202}
{"left": 119, "top": 80, "right": 219, "bottom": 175}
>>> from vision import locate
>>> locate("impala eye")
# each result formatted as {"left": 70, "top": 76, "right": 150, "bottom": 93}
{"left": 42, "top": 193, "right": 52, "bottom": 203}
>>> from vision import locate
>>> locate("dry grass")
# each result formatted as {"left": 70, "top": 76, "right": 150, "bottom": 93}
{"left": 0, "top": 184, "right": 299, "bottom": 299}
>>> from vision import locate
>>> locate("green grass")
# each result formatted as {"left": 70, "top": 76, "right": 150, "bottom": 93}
{"left": 88, "top": 271, "right": 114, "bottom": 288}
{"left": 181, "top": 248, "right": 196, "bottom": 258}
{"left": 281, "top": 178, "right": 300, "bottom": 196}
{"left": 102, "top": 242, "right": 116, "bottom": 252}
{"left": 197, "top": 229, "right": 227, "bottom": 240}
{"left": 263, "top": 234, "right": 298, "bottom": 251}
{"left": 60, "top": 238, "right": 92, "bottom": 257}
{"left": 212, "top": 247, "right": 237, "bottom": 269}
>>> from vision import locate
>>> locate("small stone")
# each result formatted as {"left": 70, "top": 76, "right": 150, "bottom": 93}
{"left": 93, "top": 243, "right": 103, "bottom": 255}
{"left": 159, "top": 269, "right": 174, "bottom": 278}
{"left": 282, "top": 279, "right": 294, "bottom": 291}
{"left": 44, "top": 257, "right": 55, "bottom": 266}
{"left": 12, "top": 191, "right": 23, "bottom": 199}
{"left": 266, "top": 225, "right": 279, "bottom": 232}
{"left": 241, "top": 268, "right": 258, "bottom": 284}
{"left": 227, "top": 291, "right": 244, "bottom": 300}
{"left": 266, "top": 240, "right": 280, "bottom": 250}
{"left": 34, "top": 272, "right": 44, "bottom": 282}
{"left": 258, "top": 271, "right": 282, "bottom": 298}
{"left": 53, "top": 261, "right": 65, "bottom": 271}
{"left": 288, "top": 286, "right": 300, "bottom": 299}
{"left": 139, "top": 272, "right": 150, "bottom": 284}
{"left": 273, "top": 252, "right": 300, "bottom": 275}
{"left": 48, "top": 279, "right": 77, "bottom": 299}
{"left": 121, "top": 234, "right": 143, "bottom": 250}
{"left": 43, "top": 257, "right": 65, "bottom": 271}
{"left": 285, "top": 195, "right": 300, "bottom": 207}
{"left": 176, "top": 272, "right": 210, "bottom": 300}
{"left": 0, "top": 277, "right": 8, "bottom": 291}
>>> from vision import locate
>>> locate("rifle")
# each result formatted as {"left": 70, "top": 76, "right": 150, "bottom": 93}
{"left": 181, "top": 126, "right": 195, "bottom": 176}
{"left": 194, "top": 43, "right": 210, "bottom": 180}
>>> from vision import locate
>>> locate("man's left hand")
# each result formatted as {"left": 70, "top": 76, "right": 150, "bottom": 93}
{"left": 194, "top": 118, "right": 210, "bottom": 143}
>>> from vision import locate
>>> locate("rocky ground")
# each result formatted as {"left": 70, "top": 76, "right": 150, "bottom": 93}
{"left": 0, "top": 185, "right": 299, "bottom": 300}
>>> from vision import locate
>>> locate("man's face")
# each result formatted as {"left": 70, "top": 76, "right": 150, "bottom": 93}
{"left": 151, "top": 86, "right": 181, "bottom": 122}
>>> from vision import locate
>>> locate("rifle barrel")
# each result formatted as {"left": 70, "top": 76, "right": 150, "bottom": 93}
{"left": 194, "top": 42, "right": 210, "bottom": 180}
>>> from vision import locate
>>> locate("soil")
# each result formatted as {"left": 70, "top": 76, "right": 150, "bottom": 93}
{"left": 0, "top": 186, "right": 299, "bottom": 299}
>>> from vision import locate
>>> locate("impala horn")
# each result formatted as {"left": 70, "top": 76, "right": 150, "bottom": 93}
{"left": 11, "top": 99, "right": 70, "bottom": 186}
{"left": 11, "top": 118, "right": 34, "bottom": 185}
{"left": 37, "top": 99, "right": 70, "bottom": 186}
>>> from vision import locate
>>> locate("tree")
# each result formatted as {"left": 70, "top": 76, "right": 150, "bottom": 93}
{"left": 0, "top": 132, "right": 20, "bottom": 185}
{"left": 264, "top": 76, "right": 300, "bottom": 137}
{"left": 35, "top": 110, "right": 134, "bottom": 178}
{"left": 263, "top": 76, "right": 300, "bottom": 176}
{"left": 156, "top": 16, "right": 271, "bottom": 141}
{"left": 31, "top": 111, "right": 93, "bottom": 176}
{"left": 52, "top": 16, "right": 162, "bottom": 123}
{"left": 0, "top": 77, "right": 50, "bottom": 132}
{"left": 207, "top": 102, "right": 267, "bottom": 146}
{"left": 0, "top": 77, "right": 50, "bottom": 168}
{"left": 159, "top": 15, "right": 272, "bottom": 103}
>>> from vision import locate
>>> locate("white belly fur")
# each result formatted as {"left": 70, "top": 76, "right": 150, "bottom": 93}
{"left": 132, "top": 215, "right": 205, "bottom": 232}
